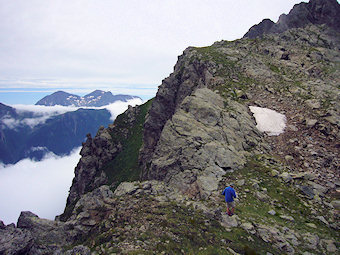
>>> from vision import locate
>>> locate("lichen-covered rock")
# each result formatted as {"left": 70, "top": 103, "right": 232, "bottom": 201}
{"left": 0, "top": 223, "right": 33, "bottom": 255}
{"left": 64, "top": 245, "right": 91, "bottom": 255}
{"left": 16, "top": 211, "right": 80, "bottom": 255}
{"left": 142, "top": 88, "right": 262, "bottom": 199}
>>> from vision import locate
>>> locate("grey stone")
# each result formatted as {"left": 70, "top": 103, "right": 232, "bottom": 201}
{"left": 268, "top": 210, "right": 276, "bottom": 215}
{"left": 303, "top": 233, "right": 319, "bottom": 250}
{"left": 306, "top": 99, "right": 321, "bottom": 109}
{"left": 143, "top": 88, "right": 261, "bottom": 198}
{"left": 285, "top": 155, "right": 294, "bottom": 161}
{"left": 280, "top": 215, "right": 294, "bottom": 222}
{"left": 237, "top": 179, "right": 245, "bottom": 186}
{"left": 307, "top": 181, "right": 328, "bottom": 196}
{"left": 221, "top": 214, "right": 239, "bottom": 228}
{"left": 316, "top": 216, "right": 329, "bottom": 225}
{"left": 65, "top": 245, "right": 91, "bottom": 255}
{"left": 17, "top": 211, "right": 78, "bottom": 254}
{"left": 306, "top": 119, "right": 318, "bottom": 127}
{"left": 271, "top": 170, "right": 279, "bottom": 177}
{"left": 240, "top": 222, "right": 254, "bottom": 232}
{"left": 330, "top": 200, "right": 340, "bottom": 210}
{"left": 300, "top": 185, "right": 315, "bottom": 199}
{"left": 255, "top": 191, "right": 269, "bottom": 202}
{"left": 114, "top": 182, "right": 140, "bottom": 196}
{"left": 279, "top": 172, "right": 292, "bottom": 182}
{"left": 252, "top": 183, "right": 260, "bottom": 189}
{"left": 321, "top": 239, "right": 337, "bottom": 253}
{"left": 306, "top": 223, "right": 317, "bottom": 229}
{"left": 0, "top": 225, "right": 33, "bottom": 255}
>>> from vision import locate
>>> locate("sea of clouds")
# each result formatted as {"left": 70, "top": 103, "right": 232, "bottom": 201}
{"left": 0, "top": 148, "right": 81, "bottom": 224}
{"left": 0, "top": 98, "right": 143, "bottom": 224}
{"left": 2, "top": 97, "right": 143, "bottom": 129}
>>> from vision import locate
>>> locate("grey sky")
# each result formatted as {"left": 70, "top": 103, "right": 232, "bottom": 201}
{"left": 0, "top": 0, "right": 307, "bottom": 98}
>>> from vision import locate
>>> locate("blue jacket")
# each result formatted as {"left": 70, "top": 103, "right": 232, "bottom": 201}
{"left": 222, "top": 186, "right": 236, "bottom": 202}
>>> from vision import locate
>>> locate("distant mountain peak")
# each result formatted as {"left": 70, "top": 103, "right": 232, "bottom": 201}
{"left": 243, "top": 0, "right": 340, "bottom": 38}
{"left": 35, "top": 90, "right": 141, "bottom": 107}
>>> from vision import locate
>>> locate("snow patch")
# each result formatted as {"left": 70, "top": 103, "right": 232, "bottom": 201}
{"left": 249, "top": 106, "right": 286, "bottom": 136}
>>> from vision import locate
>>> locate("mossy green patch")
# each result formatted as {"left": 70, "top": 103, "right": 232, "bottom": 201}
{"left": 100, "top": 99, "right": 153, "bottom": 191}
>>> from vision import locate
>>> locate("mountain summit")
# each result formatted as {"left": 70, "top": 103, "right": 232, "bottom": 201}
{"left": 36, "top": 90, "right": 141, "bottom": 107}
{"left": 244, "top": 0, "right": 340, "bottom": 38}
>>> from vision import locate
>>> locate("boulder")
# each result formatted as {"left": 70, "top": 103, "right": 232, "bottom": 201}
{"left": 279, "top": 172, "right": 293, "bottom": 182}
{"left": 280, "top": 215, "right": 295, "bottom": 222}
{"left": 307, "top": 181, "right": 328, "bottom": 196}
{"left": 114, "top": 182, "right": 140, "bottom": 196}
{"left": 221, "top": 214, "right": 239, "bottom": 228}
{"left": 300, "top": 185, "right": 315, "bottom": 199}
{"left": 306, "top": 99, "right": 321, "bottom": 109}
{"left": 330, "top": 200, "right": 340, "bottom": 210}
{"left": 268, "top": 210, "right": 277, "bottom": 215}
{"left": 320, "top": 239, "right": 337, "bottom": 253}
{"left": 0, "top": 225, "right": 33, "bottom": 255}
{"left": 303, "top": 233, "right": 320, "bottom": 250}
{"left": 65, "top": 245, "right": 91, "bottom": 255}
{"left": 240, "top": 222, "right": 254, "bottom": 232}
{"left": 17, "top": 211, "right": 78, "bottom": 254}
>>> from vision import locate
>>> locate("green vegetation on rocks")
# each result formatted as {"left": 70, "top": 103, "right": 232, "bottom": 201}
{"left": 101, "top": 99, "right": 153, "bottom": 190}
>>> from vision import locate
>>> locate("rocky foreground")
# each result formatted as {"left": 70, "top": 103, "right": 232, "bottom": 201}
{"left": 1, "top": 0, "right": 340, "bottom": 254}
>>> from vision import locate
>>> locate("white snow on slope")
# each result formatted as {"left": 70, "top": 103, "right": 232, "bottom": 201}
{"left": 249, "top": 106, "right": 286, "bottom": 136}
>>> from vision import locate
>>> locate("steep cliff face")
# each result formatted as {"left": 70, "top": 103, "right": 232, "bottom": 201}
{"left": 143, "top": 88, "right": 263, "bottom": 199}
{"left": 2, "top": 2, "right": 340, "bottom": 254}
{"left": 244, "top": 0, "right": 340, "bottom": 38}
{"left": 140, "top": 24, "right": 340, "bottom": 192}
{"left": 61, "top": 101, "right": 153, "bottom": 221}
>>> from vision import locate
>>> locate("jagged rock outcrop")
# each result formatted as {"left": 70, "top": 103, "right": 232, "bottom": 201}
{"left": 244, "top": 0, "right": 340, "bottom": 38}
{"left": 62, "top": 103, "right": 148, "bottom": 221}
{"left": 65, "top": 127, "right": 118, "bottom": 209}
{"left": 143, "top": 88, "right": 263, "bottom": 198}
{"left": 139, "top": 48, "right": 220, "bottom": 171}
{"left": 0, "top": 221, "right": 33, "bottom": 255}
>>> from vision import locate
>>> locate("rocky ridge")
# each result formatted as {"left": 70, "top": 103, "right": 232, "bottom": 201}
{"left": 244, "top": 0, "right": 340, "bottom": 38}
{"left": 1, "top": 1, "right": 340, "bottom": 254}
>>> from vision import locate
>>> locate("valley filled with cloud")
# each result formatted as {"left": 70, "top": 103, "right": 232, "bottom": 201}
{"left": 0, "top": 147, "right": 81, "bottom": 224}
{"left": 0, "top": 98, "right": 143, "bottom": 224}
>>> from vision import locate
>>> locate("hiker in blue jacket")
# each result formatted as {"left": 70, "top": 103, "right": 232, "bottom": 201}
{"left": 222, "top": 184, "right": 237, "bottom": 216}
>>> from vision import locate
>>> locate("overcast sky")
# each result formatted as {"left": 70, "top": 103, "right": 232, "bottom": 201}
{"left": 0, "top": 0, "right": 308, "bottom": 103}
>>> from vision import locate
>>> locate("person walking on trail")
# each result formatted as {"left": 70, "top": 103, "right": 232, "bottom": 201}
{"left": 222, "top": 184, "right": 237, "bottom": 216}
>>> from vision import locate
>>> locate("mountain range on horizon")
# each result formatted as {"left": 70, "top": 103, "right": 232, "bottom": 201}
{"left": 0, "top": 90, "right": 142, "bottom": 164}
{"left": 1, "top": 0, "right": 340, "bottom": 254}
{"left": 0, "top": 102, "right": 112, "bottom": 164}
{"left": 36, "top": 90, "right": 141, "bottom": 107}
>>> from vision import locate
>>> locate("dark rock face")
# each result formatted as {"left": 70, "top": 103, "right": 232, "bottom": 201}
{"left": 0, "top": 221, "right": 33, "bottom": 255}
{"left": 243, "top": 19, "right": 275, "bottom": 39}
{"left": 139, "top": 48, "right": 218, "bottom": 176}
{"left": 64, "top": 127, "right": 119, "bottom": 212}
{"left": 244, "top": 0, "right": 340, "bottom": 38}
{"left": 62, "top": 104, "right": 144, "bottom": 221}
